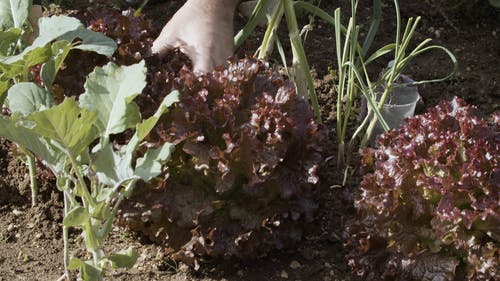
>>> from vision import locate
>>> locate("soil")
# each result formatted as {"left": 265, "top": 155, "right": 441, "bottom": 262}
{"left": 0, "top": 1, "right": 498, "bottom": 280}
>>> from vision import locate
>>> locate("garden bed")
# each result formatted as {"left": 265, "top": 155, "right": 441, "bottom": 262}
{"left": 0, "top": 0, "right": 498, "bottom": 280}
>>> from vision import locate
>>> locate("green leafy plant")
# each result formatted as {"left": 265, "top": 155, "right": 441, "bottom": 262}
{"left": 346, "top": 97, "right": 499, "bottom": 280}
{"left": 310, "top": 0, "right": 456, "bottom": 183}
{"left": 357, "top": 0, "right": 457, "bottom": 148}
{"left": 0, "top": 1, "right": 116, "bottom": 206}
{"left": 0, "top": 60, "right": 179, "bottom": 280}
{"left": 235, "top": 0, "right": 324, "bottom": 123}
{"left": 52, "top": 8, "right": 325, "bottom": 268}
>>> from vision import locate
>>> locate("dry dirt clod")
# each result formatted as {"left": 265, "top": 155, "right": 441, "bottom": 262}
{"left": 290, "top": 260, "right": 301, "bottom": 269}
{"left": 280, "top": 270, "right": 289, "bottom": 279}
{"left": 12, "top": 209, "right": 24, "bottom": 216}
{"left": 7, "top": 223, "right": 17, "bottom": 232}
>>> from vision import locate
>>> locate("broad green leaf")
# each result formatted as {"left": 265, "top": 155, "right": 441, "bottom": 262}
{"left": 0, "top": 44, "right": 52, "bottom": 77}
{"left": 135, "top": 143, "right": 175, "bottom": 181}
{"left": 63, "top": 206, "right": 90, "bottom": 227}
{"left": 0, "top": 0, "right": 30, "bottom": 30}
{"left": 41, "top": 40, "right": 73, "bottom": 88}
{"left": 96, "top": 187, "right": 113, "bottom": 202}
{"left": 135, "top": 90, "right": 179, "bottom": 141}
{"left": 83, "top": 224, "right": 101, "bottom": 251}
{"left": 93, "top": 142, "right": 136, "bottom": 187}
{"left": 108, "top": 247, "right": 138, "bottom": 269}
{"left": 0, "top": 116, "right": 66, "bottom": 173}
{"left": 23, "top": 44, "right": 52, "bottom": 66}
{"left": 31, "top": 16, "right": 83, "bottom": 47}
{"left": 32, "top": 15, "right": 116, "bottom": 57}
{"left": 68, "top": 257, "right": 103, "bottom": 281}
{"left": 25, "top": 98, "right": 98, "bottom": 157}
{"left": 89, "top": 201, "right": 111, "bottom": 221}
{"left": 127, "top": 90, "right": 179, "bottom": 152}
{"left": 60, "top": 29, "right": 117, "bottom": 57}
{"left": 0, "top": 28, "right": 21, "bottom": 56}
{"left": 80, "top": 62, "right": 145, "bottom": 137}
{"left": 7, "top": 82, "right": 54, "bottom": 115}
{"left": 67, "top": 257, "right": 84, "bottom": 270}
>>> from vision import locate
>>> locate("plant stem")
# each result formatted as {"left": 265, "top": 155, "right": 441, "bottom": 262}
{"left": 257, "top": 2, "right": 283, "bottom": 59}
{"left": 234, "top": 0, "right": 272, "bottom": 47}
{"left": 63, "top": 190, "right": 71, "bottom": 278}
{"left": 67, "top": 154, "right": 93, "bottom": 207}
{"left": 283, "top": 0, "right": 322, "bottom": 123}
{"left": 26, "top": 152, "right": 38, "bottom": 207}
{"left": 134, "top": 0, "right": 150, "bottom": 17}
{"left": 361, "top": 0, "right": 382, "bottom": 56}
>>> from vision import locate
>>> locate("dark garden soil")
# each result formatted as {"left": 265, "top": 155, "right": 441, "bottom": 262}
{"left": 0, "top": 1, "right": 498, "bottom": 280}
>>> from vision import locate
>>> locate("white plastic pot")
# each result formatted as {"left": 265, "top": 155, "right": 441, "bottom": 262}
{"left": 370, "top": 76, "right": 421, "bottom": 145}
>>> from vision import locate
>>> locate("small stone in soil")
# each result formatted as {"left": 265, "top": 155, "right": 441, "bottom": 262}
{"left": 280, "top": 270, "right": 289, "bottom": 279}
{"left": 7, "top": 223, "right": 16, "bottom": 232}
{"left": 290, "top": 260, "right": 301, "bottom": 269}
{"left": 12, "top": 209, "right": 24, "bottom": 216}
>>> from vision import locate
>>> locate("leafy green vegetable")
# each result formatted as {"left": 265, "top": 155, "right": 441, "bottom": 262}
{"left": 0, "top": 28, "right": 22, "bottom": 56}
{"left": 108, "top": 247, "right": 138, "bottom": 269}
{"left": 0, "top": 8, "right": 119, "bottom": 210}
{"left": 0, "top": 60, "right": 178, "bottom": 280}
{"left": 7, "top": 82, "right": 54, "bottom": 115}
{"left": 64, "top": 206, "right": 91, "bottom": 227}
{"left": 80, "top": 61, "right": 145, "bottom": 137}
{"left": 0, "top": 0, "right": 30, "bottom": 30}
{"left": 32, "top": 15, "right": 116, "bottom": 57}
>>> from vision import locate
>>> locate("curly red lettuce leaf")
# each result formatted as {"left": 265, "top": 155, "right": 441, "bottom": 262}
{"left": 117, "top": 58, "right": 325, "bottom": 265}
{"left": 347, "top": 97, "right": 499, "bottom": 280}
{"left": 39, "top": 6, "right": 325, "bottom": 267}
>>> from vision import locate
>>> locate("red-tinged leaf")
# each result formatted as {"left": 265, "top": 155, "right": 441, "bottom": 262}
{"left": 348, "top": 97, "right": 499, "bottom": 280}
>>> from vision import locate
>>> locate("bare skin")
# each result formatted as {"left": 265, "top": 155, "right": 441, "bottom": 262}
{"left": 30, "top": 1, "right": 239, "bottom": 73}
{"left": 151, "top": 0, "right": 240, "bottom": 73}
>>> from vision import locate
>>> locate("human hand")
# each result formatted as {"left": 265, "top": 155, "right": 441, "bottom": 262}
{"left": 151, "top": 0, "right": 239, "bottom": 73}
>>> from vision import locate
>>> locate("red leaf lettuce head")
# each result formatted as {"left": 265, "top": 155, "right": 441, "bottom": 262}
{"left": 44, "top": 9, "right": 326, "bottom": 266}
{"left": 118, "top": 58, "right": 326, "bottom": 265}
{"left": 347, "top": 97, "right": 499, "bottom": 281}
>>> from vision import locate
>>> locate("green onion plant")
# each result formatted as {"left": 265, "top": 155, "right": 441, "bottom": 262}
{"left": 235, "top": 0, "right": 322, "bottom": 123}
{"left": 235, "top": 0, "right": 457, "bottom": 183}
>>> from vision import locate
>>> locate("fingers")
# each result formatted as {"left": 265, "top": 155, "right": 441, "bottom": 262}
{"left": 151, "top": 28, "right": 177, "bottom": 58}
{"left": 192, "top": 52, "right": 216, "bottom": 74}
{"left": 152, "top": 0, "right": 236, "bottom": 73}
